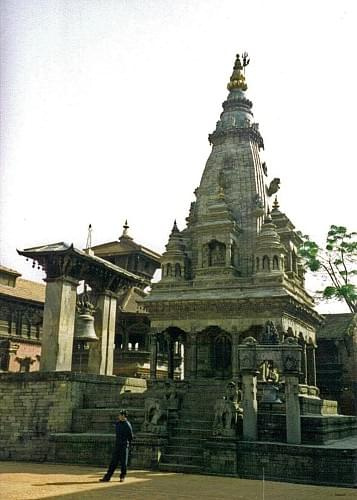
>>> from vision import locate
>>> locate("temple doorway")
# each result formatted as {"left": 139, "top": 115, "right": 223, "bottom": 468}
{"left": 213, "top": 332, "right": 232, "bottom": 378}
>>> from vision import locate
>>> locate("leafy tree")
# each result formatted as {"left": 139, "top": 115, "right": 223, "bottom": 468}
{"left": 299, "top": 225, "right": 357, "bottom": 313}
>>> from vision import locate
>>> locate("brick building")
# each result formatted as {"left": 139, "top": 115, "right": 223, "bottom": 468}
{"left": 0, "top": 265, "right": 44, "bottom": 372}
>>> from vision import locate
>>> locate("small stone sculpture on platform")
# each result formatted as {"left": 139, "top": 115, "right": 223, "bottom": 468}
{"left": 163, "top": 380, "right": 181, "bottom": 410}
{"left": 267, "top": 178, "right": 280, "bottom": 197}
{"left": 262, "top": 321, "right": 280, "bottom": 345}
{"left": 142, "top": 397, "right": 167, "bottom": 434}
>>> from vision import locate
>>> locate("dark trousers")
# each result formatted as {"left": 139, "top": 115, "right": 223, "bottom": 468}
{"left": 104, "top": 445, "right": 129, "bottom": 480}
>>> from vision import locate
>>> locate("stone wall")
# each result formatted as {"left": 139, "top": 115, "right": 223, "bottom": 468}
{"left": 0, "top": 372, "right": 145, "bottom": 462}
{"left": 204, "top": 440, "right": 357, "bottom": 487}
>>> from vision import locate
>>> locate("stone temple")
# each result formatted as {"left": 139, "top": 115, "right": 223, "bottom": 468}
{"left": 0, "top": 54, "right": 356, "bottom": 488}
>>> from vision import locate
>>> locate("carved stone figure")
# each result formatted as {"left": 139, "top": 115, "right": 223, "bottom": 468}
{"left": 213, "top": 381, "right": 242, "bottom": 436}
{"left": 267, "top": 178, "right": 281, "bottom": 196}
{"left": 262, "top": 321, "right": 280, "bottom": 345}
{"left": 163, "top": 380, "right": 180, "bottom": 410}
{"left": 142, "top": 397, "right": 167, "bottom": 434}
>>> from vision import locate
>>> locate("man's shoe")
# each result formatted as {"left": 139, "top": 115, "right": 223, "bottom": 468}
{"left": 119, "top": 477, "right": 125, "bottom": 483}
{"left": 99, "top": 478, "right": 110, "bottom": 482}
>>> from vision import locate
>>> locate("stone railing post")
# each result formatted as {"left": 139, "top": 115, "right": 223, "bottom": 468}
{"left": 282, "top": 339, "right": 302, "bottom": 444}
{"left": 238, "top": 337, "right": 258, "bottom": 441}
{"left": 241, "top": 371, "right": 258, "bottom": 440}
{"left": 41, "top": 276, "right": 79, "bottom": 371}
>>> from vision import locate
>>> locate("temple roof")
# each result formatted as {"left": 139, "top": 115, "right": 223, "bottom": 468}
{"left": 91, "top": 239, "right": 160, "bottom": 260}
{"left": 0, "top": 278, "right": 45, "bottom": 304}
{"left": 17, "top": 242, "right": 148, "bottom": 287}
{"left": 318, "top": 313, "right": 357, "bottom": 339}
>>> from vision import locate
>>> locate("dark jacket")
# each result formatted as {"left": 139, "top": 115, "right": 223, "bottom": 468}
{"left": 115, "top": 420, "right": 133, "bottom": 448}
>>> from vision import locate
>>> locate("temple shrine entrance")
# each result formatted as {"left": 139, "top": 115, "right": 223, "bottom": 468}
{"left": 213, "top": 332, "right": 232, "bottom": 378}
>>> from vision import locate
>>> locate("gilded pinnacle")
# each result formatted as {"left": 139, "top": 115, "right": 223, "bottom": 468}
{"left": 227, "top": 53, "right": 249, "bottom": 91}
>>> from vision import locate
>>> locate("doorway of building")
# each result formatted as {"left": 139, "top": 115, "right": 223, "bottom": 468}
{"left": 213, "top": 332, "right": 232, "bottom": 378}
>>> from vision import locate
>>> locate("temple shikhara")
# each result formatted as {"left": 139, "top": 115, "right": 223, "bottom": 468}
{"left": 144, "top": 53, "right": 321, "bottom": 385}
{"left": 0, "top": 54, "right": 356, "bottom": 487}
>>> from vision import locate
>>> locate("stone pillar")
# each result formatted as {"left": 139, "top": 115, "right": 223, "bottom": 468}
{"left": 149, "top": 332, "right": 158, "bottom": 380}
{"left": 189, "top": 332, "right": 198, "bottom": 379}
{"left": 306, "top": 344, "right": 317, "bottom": 387}
{"left": 241, "top": 371, "right": 258, "bottom": 441}
{"left": 41, "top": 276, "right": 78, "bottom": 372}
{"left": 285, "top": 374, "right": 301, "bottom": 444}
{"left": 166, "top": 334, "right": 174, "bottom": 379}
{"left": 298, "top": 337, "right": 307, "bottom": 384}
{"left": 231, "top": 331, "right": 240, "bottom": 379}
{"left": 122, "top": 328, "right": 129, "bottom": 351}
{"left": 88, "top": 291, "right": 117, "bottom": 375}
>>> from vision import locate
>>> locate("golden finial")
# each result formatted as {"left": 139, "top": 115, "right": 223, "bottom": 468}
{"left": 227, "top": 52, "right": 250, "bottom": 91}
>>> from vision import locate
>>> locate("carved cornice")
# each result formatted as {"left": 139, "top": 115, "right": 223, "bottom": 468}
{"left": 145, "top": 296, "right": 322, "bottom": 326}
{"left": 208, "top": 126, "right": 264, "bottom": 149}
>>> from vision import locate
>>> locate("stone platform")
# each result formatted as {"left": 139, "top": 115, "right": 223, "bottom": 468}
{"left": 1, "top": 373, "right": 356, "bottom": 488}
{"left": 2, "top": 461, "right": 357, "bottom": 500}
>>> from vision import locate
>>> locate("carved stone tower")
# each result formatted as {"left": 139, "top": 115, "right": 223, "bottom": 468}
{"left": 144, "top": 54, "right": 322, "bottom": 380}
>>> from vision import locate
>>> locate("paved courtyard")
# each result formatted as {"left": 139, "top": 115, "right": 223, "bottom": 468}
{"left": 0, "top": 461, "right": 355, "bottom": 499}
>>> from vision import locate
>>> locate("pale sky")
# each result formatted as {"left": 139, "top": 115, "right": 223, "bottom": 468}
{"left": 1, "top": 0, "right": 356, "bottom": 313}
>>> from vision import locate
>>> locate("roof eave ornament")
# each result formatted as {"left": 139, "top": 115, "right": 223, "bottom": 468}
{"left": 227, "top": 52, "right": 249, "bottom": 91}
{"left": 119, "top": 220, "right": 133, "bottom": 241}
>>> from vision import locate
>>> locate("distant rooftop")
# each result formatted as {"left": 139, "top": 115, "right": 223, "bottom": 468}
{"left": 318, "top": 313, "right": 357, "bottom": 339}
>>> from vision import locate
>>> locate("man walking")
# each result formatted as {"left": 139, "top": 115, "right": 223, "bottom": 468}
{"left": 99, "top": 409, "right": 133, "bottom": 483}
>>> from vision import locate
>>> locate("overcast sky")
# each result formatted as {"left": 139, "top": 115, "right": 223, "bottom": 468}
{"left": 1, "top": 0, "right": 356, "bottom": 312}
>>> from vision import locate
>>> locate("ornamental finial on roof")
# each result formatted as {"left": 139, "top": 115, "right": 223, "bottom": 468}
{"left": 120, "top": 219, "right": 133, "bottom": 240}
{"left": 227, "top": 52, "right": 249, "bottom": 91}
{"left": 171, "top": 220, "right": 179, "bottom": 234}
{"left": 272, "top": 196, "right": 280, "bottom": 212}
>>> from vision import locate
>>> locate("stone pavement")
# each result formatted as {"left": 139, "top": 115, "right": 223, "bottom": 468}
{"left": 0, "top": 461, "right": 355, "bottom": 500}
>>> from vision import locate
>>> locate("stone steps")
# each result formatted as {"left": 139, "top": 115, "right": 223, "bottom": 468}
{"left": 158, "top": 462, "right": 202, "bottom": 474}
{"left": 161, "top": 452, "right": 203, "bottom": 466}
{"left": 158, "top": 380, "right": 227, "bottom": 472}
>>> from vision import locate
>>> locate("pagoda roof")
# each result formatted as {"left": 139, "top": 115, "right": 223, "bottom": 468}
{"left": 17, "top": 242, "right": 148, "bottom": 288}
{"left": 91, "top": 239, "right": 161, "bottom": 263}
{"left": 0, "top": 277, "right": 45, "bottom": 304}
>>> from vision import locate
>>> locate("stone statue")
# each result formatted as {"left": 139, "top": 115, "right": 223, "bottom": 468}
{"left": 163, "top": 380, "right": 180, "bottom": 410}
{"left": 267, "top": 178, "right": 281, "bottom": 197}
{"left": 262, "top": 321, "right": 280, "bottom": 345}
{"left": 142, "top": 397, "right": 167, "bottom": 434}
{"left": 213, "top": 382, "right": 242, "bottom": 436}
